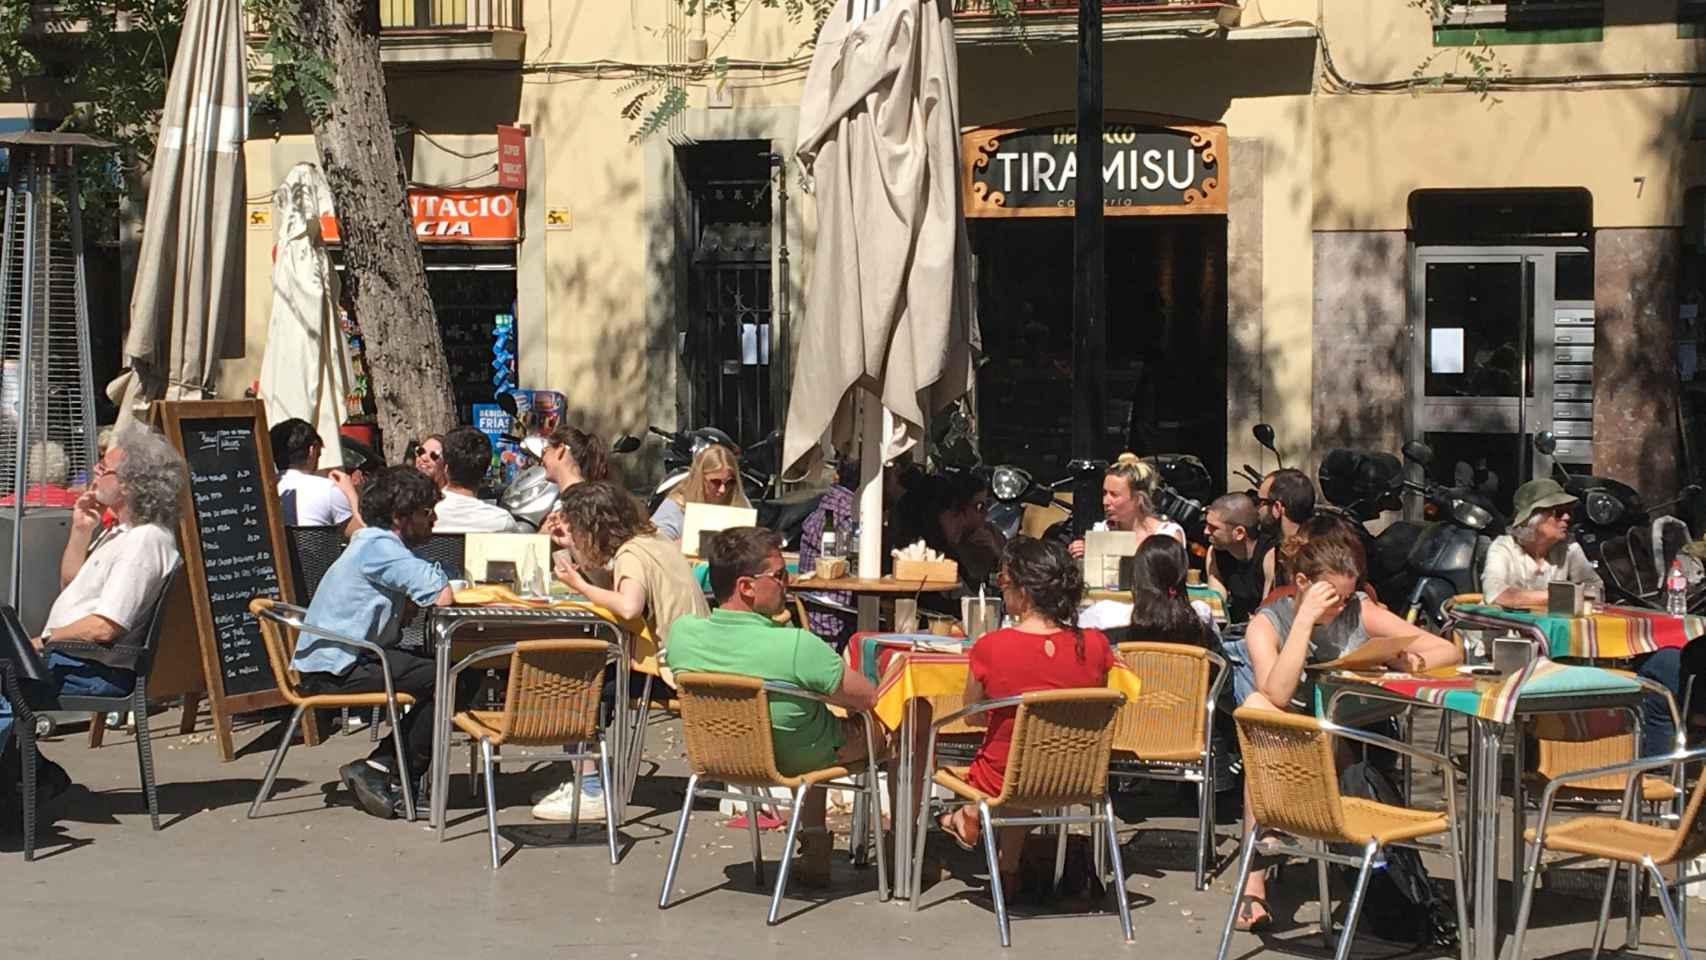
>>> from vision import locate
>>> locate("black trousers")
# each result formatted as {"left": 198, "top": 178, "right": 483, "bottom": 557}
{"left": 299, "top": 648, "right": 476, "bottom": 780}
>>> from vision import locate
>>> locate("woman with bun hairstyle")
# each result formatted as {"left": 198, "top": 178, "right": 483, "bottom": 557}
{"left": 1067, "top": 454, "right": 1186, "bottom": 560}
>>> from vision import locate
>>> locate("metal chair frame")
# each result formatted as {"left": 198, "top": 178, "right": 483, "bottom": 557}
{"left": 1512, "top": 746, "right": 1706, "bottom": 960}
{"left": 1107, "top": 643, "right": 1228, "bottom": 890}
{"left": 658, "top": 679, "right": 889, "bottom": 926}
{"left": 909, "top": 692, "right": 1135, "bottom": 949}
{"left": 247, "top": 601, "right": 417, "bottom": 822}
{"left": 1215, "top": 717, "right": 1472, "bottom": 960}
{"left": 442, "top": 638, "right": 624, "bottom": 868}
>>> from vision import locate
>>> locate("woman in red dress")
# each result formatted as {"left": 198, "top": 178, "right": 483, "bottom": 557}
{"left": 938, "top": 536, "right": 1116, "bottom": 889}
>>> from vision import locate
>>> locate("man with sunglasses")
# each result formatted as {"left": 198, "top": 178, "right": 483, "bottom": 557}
{"left": 664, "top": 526, "right": 879, "bottom": 886}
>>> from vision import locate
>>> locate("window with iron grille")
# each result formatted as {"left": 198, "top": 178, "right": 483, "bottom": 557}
{"left": 678, "top": 141, "right": 775, "bottom": 451}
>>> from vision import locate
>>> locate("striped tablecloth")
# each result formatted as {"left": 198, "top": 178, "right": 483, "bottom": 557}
{"left": 872, "top": 650, "right": 1142, "bottom": 730}
{"left": 1322, "top": 661, "right": 1642, "bottom": 726}
{"left": 1454, "top": 603, "right": 1706, "bottom": 660}
{"left": 847, "top": 632, "right": 970, "bottom": 685}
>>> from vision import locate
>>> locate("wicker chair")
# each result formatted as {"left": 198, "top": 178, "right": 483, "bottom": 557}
{"left": 247, "top": 599, "right": 419, "bottom": 821}
{"left": 447, "top": 638, "right": 622, "bottom": 869}
{"left": 658, "top": 672, "right": 889, "bottom": 926}
{"left": 1217, "top": 706, "right": 1470, "bottom": 960}
{"left": 910, "top": 687, "right": 1132, "bottom": 948}
{"left": 1512, "top": 745, "right": 1706, "bottom": 960}
{"left": 1110, "top": 641, "right": 1227, "bottom": 890}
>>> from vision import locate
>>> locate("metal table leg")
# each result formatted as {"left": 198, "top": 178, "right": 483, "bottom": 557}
{"left": 1469, "top": 717, "right": 1501, "bottom": 960}
{"left": 895, "top": 695, "right": 916, "bottom": 901}
{"left": 431, "top": 623, "right": 451, "bottom": 832}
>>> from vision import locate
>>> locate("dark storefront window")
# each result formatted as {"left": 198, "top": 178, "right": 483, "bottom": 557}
{"left": 972, "top": 217, "right": 1228, "bottom": 489}
{"left": 679, "top": 140, "right": 775, "bottom": 451}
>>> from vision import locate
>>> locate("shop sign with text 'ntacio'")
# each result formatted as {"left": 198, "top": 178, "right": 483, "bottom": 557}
{"left": 319, "top": 188, "right": 521, "bottom": 243}
{"left": 961, "top": 112, "right": 1227, "bottom": 218}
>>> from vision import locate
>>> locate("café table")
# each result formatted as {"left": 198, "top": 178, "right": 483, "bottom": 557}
{"left": 1085, "top": 583, "right": 1228, "bottom": 622}
{"left": 1320, "top": 661, "right": 1646, "bottom": 960}
{"left": 871, "top": 647, "right": 1142, "bottom": 901}
{"left": 793, "top": 574, "right": 960, "bottom": 633}
{"left": 424, "top": 598, "right": 632, "bottom": 833}
{"left": 1447, "top": 600, "right": 1706, "bottom": 661}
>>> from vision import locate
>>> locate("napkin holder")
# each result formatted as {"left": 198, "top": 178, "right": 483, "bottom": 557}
{"left": 1548, "top": 580, "right": 1584, "bottom": 616}
{"left": 1492, "top": 635, "right": 1536, "bottom": 675}
{"left": 894, "top": 558, "right": 957, "bottom": 583}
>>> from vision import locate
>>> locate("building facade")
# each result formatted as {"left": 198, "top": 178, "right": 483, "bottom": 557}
{"left": 228, "top": 0, "right": 1706, "bottom": 509}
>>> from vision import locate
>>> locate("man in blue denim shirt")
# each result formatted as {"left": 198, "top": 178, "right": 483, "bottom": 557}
{"left": 294, "top": 465, "right": 456, "bottom": 819}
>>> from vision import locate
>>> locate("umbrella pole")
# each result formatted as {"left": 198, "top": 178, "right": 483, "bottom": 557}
{"left": 856, "top": 389, "right": 886, "bottom": 631}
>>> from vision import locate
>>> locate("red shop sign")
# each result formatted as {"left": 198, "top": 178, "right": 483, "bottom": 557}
{"left": 320, "top": 187, "right": 520, "bottom": 244}
{"left": 497, "top": 124, "right": 528, "bottom": 191}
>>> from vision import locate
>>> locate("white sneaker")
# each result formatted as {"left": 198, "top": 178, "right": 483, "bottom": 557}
{"left": 530, "top": 781, "right": 607, "bottom": 822}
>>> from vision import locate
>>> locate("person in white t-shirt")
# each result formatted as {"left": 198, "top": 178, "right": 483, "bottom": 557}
{"left": 432, "top": 426, "right": 523, "bottom": 534}
{"left": 0, "top": 428, "right": 187, "bottom": 796}
{"left": 270, "top": 418, "right": 362, "bottom": 536}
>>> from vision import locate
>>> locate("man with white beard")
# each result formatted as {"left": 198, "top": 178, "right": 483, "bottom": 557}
{"left": 0, "top": 427, "right": 185, "bottom": 805}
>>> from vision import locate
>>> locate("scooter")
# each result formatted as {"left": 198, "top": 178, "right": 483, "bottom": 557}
{"left": 1318, "top": 440, "right": 1498, "bottom": 628}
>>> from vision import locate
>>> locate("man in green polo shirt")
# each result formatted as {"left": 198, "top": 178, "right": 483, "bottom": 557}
{"left": 665, "top": 525, "right": 879, "bottom": 885}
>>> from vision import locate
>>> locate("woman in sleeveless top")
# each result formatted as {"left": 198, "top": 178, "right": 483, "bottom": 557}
{"left": 1065, "top": 455, "right": 1186, "bottom": 560}
{"left": 1231, "top": 517, "right": 1459, "bottom": 930}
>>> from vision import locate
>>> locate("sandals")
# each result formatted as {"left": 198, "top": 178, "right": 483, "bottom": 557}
{"left": 1233, "top": 895, "right": 1274, "bottom": 933}
{"left": 938, "top": 807, "right": 981, "bottom": 851}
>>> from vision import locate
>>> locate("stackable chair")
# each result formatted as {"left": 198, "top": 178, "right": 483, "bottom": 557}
{"left": 1511, "top": 746, "right": 1706, "bottom": 960}
{"left": 447, "top": 638, "right": 623, "bottom": 869}
{"left": 911, "top": 687, "right": 1132, "bottom": 948}
{"left": 47, "top": 565, "right": 180, "bottom": 833}
{"left": 1218, "top": 706, "right": 1471, "bottom": 960}
{"left": 659, "top": 672, "right": 888, "bottom": 925}
{"left": 247, "top": 599, "right": 418, "bottom": 821}
{"left": 1109, "top": 641, "right": 1227, "bottom": 890}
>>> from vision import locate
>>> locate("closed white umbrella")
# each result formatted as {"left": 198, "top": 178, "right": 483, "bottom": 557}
{"left": 258, "top": 163, "right": 351, "bottom": 444}
{"left": 787, "top": 0, "right": 977, "bottom": 581}
{"left": 107, "top": 0, "right": 247, "bottom": 424}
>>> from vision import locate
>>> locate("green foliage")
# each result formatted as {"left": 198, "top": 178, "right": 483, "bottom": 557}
{"left": 245, "top": 0, "right": 336, "bottom": 123}
{"left": 0, "top": 0, "right": 184, "bottom": 240}
{"left": 1406, "top": 0, "right": 1509, "bottom": 102}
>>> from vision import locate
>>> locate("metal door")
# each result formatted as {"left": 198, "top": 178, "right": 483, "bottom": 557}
{"left": 1410, "top": 247, "right": 1592, "bottom": 514}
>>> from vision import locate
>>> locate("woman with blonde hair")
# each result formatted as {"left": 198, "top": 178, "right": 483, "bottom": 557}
{"left": 1066, "top": 453, "right": 1185, "bottom": 559}
{"left": 650, "top": 443, "right": 750, "bottom": 542}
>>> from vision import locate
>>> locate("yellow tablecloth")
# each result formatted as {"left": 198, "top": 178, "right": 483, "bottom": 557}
{"left": 872, "top": 650, "right": 1141, "bottom": 730}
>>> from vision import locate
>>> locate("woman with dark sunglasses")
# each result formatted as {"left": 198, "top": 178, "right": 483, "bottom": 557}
{"left": 405, "top": 434, "right": 447, "bottom": 491}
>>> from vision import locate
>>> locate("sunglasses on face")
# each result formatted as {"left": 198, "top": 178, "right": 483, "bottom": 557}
{"left": 419, "top": 450, "right": 443, "bottom": 462}
{"left": 747, "top": 567, "right": 789, "bottom": 587}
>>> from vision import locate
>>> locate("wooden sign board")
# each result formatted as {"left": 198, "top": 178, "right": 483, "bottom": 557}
{"left": 155, "top": 399, "right": 301, "bottom": 761}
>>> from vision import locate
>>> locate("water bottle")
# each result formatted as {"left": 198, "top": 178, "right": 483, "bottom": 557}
{"left": 820, "top": 512, "right": 839, "bottom": 560}
{"left": 1668, "top": 559, "right": 1688, "bottom": 616}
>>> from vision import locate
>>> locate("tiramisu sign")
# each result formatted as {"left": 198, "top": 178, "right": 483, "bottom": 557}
{"left": 962, "top": 113, "right": 1227, "bottom": 218}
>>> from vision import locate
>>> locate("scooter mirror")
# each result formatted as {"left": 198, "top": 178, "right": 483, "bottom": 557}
{"left": 613, "top": 435, "right": 643, "bottom": 454}
{"left": 1533, "top": 431, "right": 1557, "bottom": 457}
{"left": 1253, "top": 423, "right": 1277, "bottom": 452}
{"left": 1401, "top": 441, "right": 1434, "bottom": 466}
{"left": 496, "top": 391, "right": 520, "bottom": 417}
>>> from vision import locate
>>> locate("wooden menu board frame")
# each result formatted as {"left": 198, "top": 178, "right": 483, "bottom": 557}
{"left": 155, "top": 399, "right": 302, "bottom": 760}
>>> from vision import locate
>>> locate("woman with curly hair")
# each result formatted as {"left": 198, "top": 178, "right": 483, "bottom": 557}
{"left": 650, "top": 443, "right": 749, "bottom": 542}
{"left": 538, "top": 480, "right": 708, "bottom": 822}
{"left": 937, "top": 537, "right": 1116, "bottom": 889}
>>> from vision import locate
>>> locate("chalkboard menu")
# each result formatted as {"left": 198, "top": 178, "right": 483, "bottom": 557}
{"left": 180, "top": 417, "right": 279, "bottom": 696}
{"left": 156, "top": 400, "right": 296, "bottom": 761}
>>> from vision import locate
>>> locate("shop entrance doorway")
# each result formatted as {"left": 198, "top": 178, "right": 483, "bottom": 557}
{"left": 972, "top": 216, "right": 1228, "bottom": 489}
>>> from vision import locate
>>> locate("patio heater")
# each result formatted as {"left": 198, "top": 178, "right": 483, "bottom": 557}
{"left": 0, "top": 132, "right": 108, "bottom": 633}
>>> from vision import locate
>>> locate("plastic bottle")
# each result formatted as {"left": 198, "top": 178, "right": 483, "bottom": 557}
{"left": 1667, "top": 558, "right": 1688, "bottom": 616}
{"left": 821, "top": 512, "right": 838, "bottom": 560}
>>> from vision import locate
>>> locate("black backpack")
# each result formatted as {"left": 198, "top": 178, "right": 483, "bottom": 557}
{"left": 1333, "top": 761, "right": 1459, "bottom": 948}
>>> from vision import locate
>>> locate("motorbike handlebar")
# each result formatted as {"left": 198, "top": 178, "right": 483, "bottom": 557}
{"left": 648, "top": 425, "right": 676, "bottom": 441}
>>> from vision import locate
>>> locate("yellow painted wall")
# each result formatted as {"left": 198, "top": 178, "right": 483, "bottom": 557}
{"left": 1314, "top": 0, "right": 1706, "bottom": 230}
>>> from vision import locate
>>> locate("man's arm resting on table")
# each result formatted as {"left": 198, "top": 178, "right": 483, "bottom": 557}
{"left": 35, "top": 614, "right": 124, "bottom": 648}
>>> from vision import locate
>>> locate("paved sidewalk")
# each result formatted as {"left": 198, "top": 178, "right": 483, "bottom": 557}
{"left": 0, "top": 708, "right": 1693, "bottom": 959}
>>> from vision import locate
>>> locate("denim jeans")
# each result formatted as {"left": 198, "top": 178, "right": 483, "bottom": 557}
{"left": 0, "top": 651, "right": 133, "bottom": 756}
{"left": 1637, "top": 647, "right": 1684, "bottom": 758}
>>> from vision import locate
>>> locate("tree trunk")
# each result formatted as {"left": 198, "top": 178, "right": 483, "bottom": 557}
{"left": 294, "top": 0, "right": 453, "bottom": 460}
